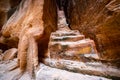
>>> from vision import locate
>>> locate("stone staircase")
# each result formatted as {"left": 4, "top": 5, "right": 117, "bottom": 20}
{"left": 0, "top": 10, "right": 119, "bottom": 80}
{"left": 48, "top": 11, "right": 98, "bottom": 61}
{"left": 49, "top": 29, "right": 98, "bottom": 61}
{"left": 43, "top": 11, "right": 120, "bottom": 79}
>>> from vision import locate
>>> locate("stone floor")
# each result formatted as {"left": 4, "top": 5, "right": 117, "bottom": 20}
{"left": 0, "top": 59, "right": 112, "bottom": 80}
{"left": 36, "top": 63, "right": 110, "bottom": 80}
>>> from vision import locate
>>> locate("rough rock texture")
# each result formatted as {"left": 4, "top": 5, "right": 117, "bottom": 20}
{"left": 0, "top": 59, "right": 21, "bottom": 80}
{"left": 36, "top": 64, "right": 110, "bottom": 80}
{"left": 2, "top": 48, "right": 17, "bottom": 61}
{"left": 0, "top": 0, "right": 21, "bottom": 31}
{"left": 44, "top": 58, "right": 120, "bottom": 78}
{"left": 38, "top": 0, "right": 57, "bottom": 62}
{"left": 49, "top": 30, "right": 97, "bottom": 60}
{"left": 0, "top": 49, "right": 3, "bottom": 61}
{"left": 68, "top": 0, "right": 120, "bottom": 61}
{"left": 0, "top": 0, "right": 57, "bottom": 75}
{"left": 0, "top": 0, "right": 44, "bottom": 73}
{"left": 48, "top": 10, "right": 98, "bottom": 61}
{"left": 0, "top": 0, "right": 120, "bottom": 79}
{"left": 0, "top": 59, "right": 111, "bottom": 80}
{"left": 0, "top": 0, "right": 10, "bottom": 31}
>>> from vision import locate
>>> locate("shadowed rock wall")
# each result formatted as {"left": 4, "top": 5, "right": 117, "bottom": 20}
{"left": 0, "top": 0, "right": 119, "bottom": 64}
{"left": 38, "top": 0, "right": 57, "bottom": 62}
{"left": 0, "top": 0, "right": 21, "bottom": 30}
{"left": 68, "top": 0, "right": 120, "bottom": 60}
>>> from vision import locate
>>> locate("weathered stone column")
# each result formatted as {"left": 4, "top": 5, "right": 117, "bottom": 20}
{"left": 0, "top": 0, "right": 57, "bottom": 77}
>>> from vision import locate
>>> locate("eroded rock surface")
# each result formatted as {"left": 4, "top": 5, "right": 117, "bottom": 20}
{"left": 0, "top": 0, "right": 57, "bottom": 76}
{"left": 44, "top": 58, "right": 120, "bottom": 78}
{"left": 36, "top": 64, "right": 110, "bottom": 80}
{"left": 48, "top": 10, "right": 98, "bottom": 61}
{"left": 0, "top": 59, "right": 111, "bottom": 80}
{"left": 0, "top": 0, "right": 120, "bottom": 80}
{"left": 67, "top": 0, "right": 120, "bottom": 61}
{"left": 0, "top": 0, "right": 21, "bottom": 31}
{"left": 2, "top": 48, "right": 17, "bottom": 61}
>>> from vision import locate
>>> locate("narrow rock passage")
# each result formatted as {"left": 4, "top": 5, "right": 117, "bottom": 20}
{"left": 48, "top": 10, "right": 98, "bottom": 61}
{"left": 42, "top": 9, "right": 120, "bottom": 80}
{"left": 0, "top": 3, "right": 120, "bottom": 80}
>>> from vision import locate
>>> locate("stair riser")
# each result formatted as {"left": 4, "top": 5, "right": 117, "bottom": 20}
{"left": 49, "top": 44, "right": 93, "bottom": 53}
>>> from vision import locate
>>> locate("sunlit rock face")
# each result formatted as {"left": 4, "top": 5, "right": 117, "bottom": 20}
{"left": 0, "top": 0, "right": 21, "bottom": 51}
{"left": 67, "top": 0, "right": 120, "bottom": 60}
{"left": 0, "top": 0, "right": 57, "bottom": 72}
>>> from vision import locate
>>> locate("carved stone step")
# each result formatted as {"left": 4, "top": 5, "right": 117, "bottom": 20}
{"left": 51, "top": 35, "right": 85, "bottom": 42}
{"left": 44, "top": 58, "right": 120, "bottom": 78}
{"left": 49, "top": 10, "right": 98, "bottom": 61}
{"left": 49, "top": 39, "right": 97, "bottom": 52}
{"left": 51, "top": 30, "right": 80, "bottom": 37}
{"left": 49, "top": 39, "right": 98, "bottom": 60}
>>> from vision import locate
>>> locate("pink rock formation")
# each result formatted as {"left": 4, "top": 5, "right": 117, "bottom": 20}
{"left": 0, "top": 0, "right": 57, "bottom": 75}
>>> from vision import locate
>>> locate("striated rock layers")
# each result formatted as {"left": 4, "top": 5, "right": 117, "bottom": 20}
{"left": 0, "top": 0, "right": 21, "bottom": 31}
{"left": 0, "top": 0, "right": 120, "bottom": 79}
{"left": 0, "top": 0, "right": 120, "bottom": 75}
{"left": 0, "top": 0, "right": 57, "bottom": 75}
{"left": 67, "top": 0, "right": 120, "bottom": 61}
{"left": 48, "top": 10, "right": 98, "bottom": 61}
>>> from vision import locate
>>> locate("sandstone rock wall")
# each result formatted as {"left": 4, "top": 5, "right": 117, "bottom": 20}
{"left": 0, "top": 0, "right": 10, "bottom": 30}
{"left": 0, "top": 0, "right": 21, "bottom": 31}
{"left": 38, "top": 0, "right": 57, "bottom": 62}
{"left": 0, "top": 0, "right": 119, "bottom": 70}
{"left": 68, "top": 0, "right": 120, "bottom": 60}
{"left": 0, "top": 0, "right": 57, "bottom": 73}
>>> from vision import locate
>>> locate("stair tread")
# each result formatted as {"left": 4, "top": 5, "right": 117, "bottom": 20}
{"left": 51, "top": 35, "right": 85, "bottom": 42}
{"left": 50, "top": 39, "right": 94, "bottom": 46}
{"left": 51, "top": 35, "right": 85, "bottom": 39}
{"left": 51, "top": 30, "right": 80, "bottom": 36}
{"left": 49, "top": 25, "right": 98, "bottom": 61}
